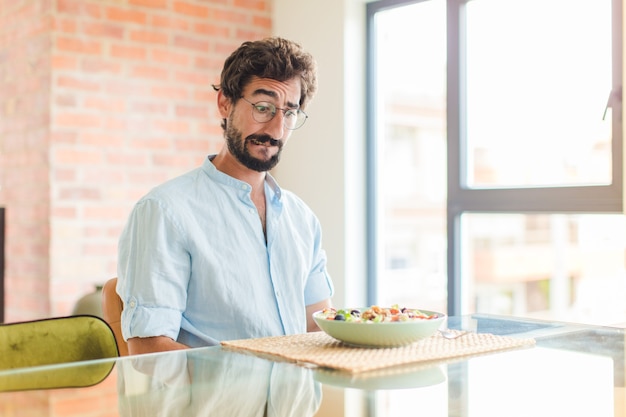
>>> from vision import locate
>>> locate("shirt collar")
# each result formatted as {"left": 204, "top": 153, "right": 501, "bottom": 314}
{"left": 203, "top": 155, "right": 283, "bottom": 202}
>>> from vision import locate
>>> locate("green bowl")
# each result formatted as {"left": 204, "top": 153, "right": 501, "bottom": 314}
{"left": 313, "top": 308, "right": 446, "bottom": 348}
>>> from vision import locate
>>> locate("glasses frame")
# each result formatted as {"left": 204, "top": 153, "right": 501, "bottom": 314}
{"left": 240, "top": 97, "right": 308, "bottom": 130}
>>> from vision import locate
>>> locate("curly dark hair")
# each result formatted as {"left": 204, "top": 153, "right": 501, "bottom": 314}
{"left": 213, "top": 37, "right": 318, "bottom": 110}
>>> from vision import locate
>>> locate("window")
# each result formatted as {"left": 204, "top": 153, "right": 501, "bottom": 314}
{"left": 367, "top": 0, "right": 625, "bottom": 325}
{"left": 367, "top": 0, "right": 448, "bottom": 313}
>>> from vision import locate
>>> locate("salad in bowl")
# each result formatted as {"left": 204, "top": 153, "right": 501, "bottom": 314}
{"left": 313, "top": 305, "right": 446, "bottom": 347}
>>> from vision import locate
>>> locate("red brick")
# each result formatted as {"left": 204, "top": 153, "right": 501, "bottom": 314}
{"left": 193, "top": 88, "right": 216, "bottom": 102}
{"left": 130, "top": 29, "right": 169, "bottom": 44}
{"left": 132, "top": 101, "right": 169, "bottom": 114}
{"left": 105, "top": 7, "right": 147, "bottom": 25}
{"left": 82, "top": 168, "right": 125, "bottom": 183}
{"left": 129, "top": 0, "right": 168, "bottom": 9}
{"left": 175, "top": 104, "right": 209, "bottom": 118}
{"left": 56, "top": 75, "right": 101, "bottom": 91}
{"left": 193, "top": 22, "right": 230, "bottom": 37}
{"left": 57, "top": 0, "right": 82, "bottom": 14}
{"left": 56, "top": 36, "right": 103, "bottom": 55}
{"left": 106, "top": 152, "right": 149, "bottom": 166}
{"left": 175, "top": 70, "right": 212, "bottom": 85}
{"left": 104, "top": 80, "right": 150, "bottom": 96}
{"left": 52, "top": 206, "right": 78, "bottom": 218}
{"left": 51, "top": 54, "right": 79, "bottom": 70}
{"left": 102, "top": 116, "right": 131, "bottom": 131}
{"left": 234, "top": 0, "right": 270, "bottom": 12}
{"left": 174, "top": 1, "right": 209, "bottom": 18}
{"left": 53, "top": 168, "right": 77, "bottom": 181}
{"left": 130, "top": 137, "right": 172, "bottom": 150}
{"left": 151, "top": 48, "right": 191, "bottom": 66}
{"left": 127, "top": 171, "right": 172, "bottom": 185}
{"left": 215, "top": 40, "right": 243, "bottom": 56}
{"left": 150, "top": 15, "right": 190, "bottom": 31}
{"left": 153, "top": 119, "right": 190, "bottom": 134}
{"left": 131, "top": 65, "right": 169, "bottom": 80}
{"left": 252, "top": 15, "right": 271, "bottom": 30}
{"left": 150, "top": 85, "right": 190, "bottom": 100}
{"left": 54, "top": 148, "right": 103, "bottom": 165}
{"left": 153, "top": 153, "right": 195, "bottom": 168}
{"left": 57, "top": 0, "right": 102, "bottom": 18}
{"left": 197, "top": 122, "right": 223, "bottom": 136}
{"left": 82, "top": 22, "right": 126, "bottom": 39}
{"left": 193, "top": 56, "right": 222, "bottom": 71}
{"left": 175, "top": 138, "right": 209, "bottom": 152}
{"left": 81, "top": 58, "right": 123, "bottom": 74}
{"left": 210, "top": 8, "right": 248, "bottom": 24}
{"left": 53, "top": 17, "right": 77, "bottom": 33}
{"left": 58, "top": 187, "right": 101, "bottom": 200}
{"left": 173, "top": 34, "right": 209, "bottom": 51}
{"left": 236, "top": 28, "right": 267, "bottom": 42}
{"left": 79, "top": 132, "right": 125, "bottom": 147}
{"left": 84, "top": 97, "right": 126, "bottom": 112}
{"left": 55, "top": 112, "right": 102, "bottom": 128}
{"left": 110, "top": 44, "right": 147, "bottom": 60}
{"left": 83, "top": 205, "right": 129, "bottom": 220}
{"left": 55, "top": 93, "right": 77, "bottom": 107}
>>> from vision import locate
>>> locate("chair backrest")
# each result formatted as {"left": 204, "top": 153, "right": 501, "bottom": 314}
{"left": 0, "top": 315, "right": 119, "bottom": 369}
{"left": 0, "top": 315, "right": 118, "bottom": 391}
{"left": 102, "top": 277, "right": 129, "bottom": 356}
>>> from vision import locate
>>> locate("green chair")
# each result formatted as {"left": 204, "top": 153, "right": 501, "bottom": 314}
{"left": 0, "top": 315, "right": 119, "bottom": 391}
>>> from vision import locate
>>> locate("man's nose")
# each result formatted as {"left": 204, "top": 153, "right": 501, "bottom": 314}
{"left": 265, "top": 112, "right": 286, "bottom": 140}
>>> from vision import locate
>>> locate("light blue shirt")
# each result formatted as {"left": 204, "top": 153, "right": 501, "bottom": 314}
{"left": 117, "top": 155, "right": 334, "bottom": 347}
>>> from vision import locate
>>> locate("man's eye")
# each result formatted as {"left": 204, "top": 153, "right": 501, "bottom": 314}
{"left": 285, "top": 110, "right": 298, "bottom": 119}
{"left": 254, "top": 104, "right": 273, "bottom": 114}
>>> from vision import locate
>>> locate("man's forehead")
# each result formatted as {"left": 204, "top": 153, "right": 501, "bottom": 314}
{"left": 244, "top": 77, "right": 301, "bottom": 104}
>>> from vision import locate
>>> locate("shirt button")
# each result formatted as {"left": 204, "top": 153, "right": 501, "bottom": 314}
{"left": 275, "top": 291, "right": 280, "bottom": 298}
{"left": 249, "top": 208, "right": 255, "bottom": 214}
{"left": 129, "top": 300, "right": 136, "bottom": 308}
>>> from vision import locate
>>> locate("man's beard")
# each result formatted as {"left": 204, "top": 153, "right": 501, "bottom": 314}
{"left": 225, "top": 119, "right": 283, "bottom": 172}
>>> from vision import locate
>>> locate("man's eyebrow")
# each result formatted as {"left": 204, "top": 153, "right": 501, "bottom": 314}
{"left": 251, "top": 88, "right": 300, "bottom": 109}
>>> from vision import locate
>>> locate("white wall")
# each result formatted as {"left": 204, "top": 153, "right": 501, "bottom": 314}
{"left": 272, "top": 0, "right": 369, "bottom": 308}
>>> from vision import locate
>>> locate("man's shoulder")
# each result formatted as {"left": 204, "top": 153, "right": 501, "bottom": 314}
{"left": 148, "top": 167, "right": 206, "bottom": 196}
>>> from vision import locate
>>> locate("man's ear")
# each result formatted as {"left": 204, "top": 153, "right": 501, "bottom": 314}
{"left": 217, "top": 90, "right": 232, "bottom": 118}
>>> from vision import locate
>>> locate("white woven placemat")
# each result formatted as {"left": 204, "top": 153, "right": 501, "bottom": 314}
{"left": 222, "top": 331, "right": 535, "bottom": 373}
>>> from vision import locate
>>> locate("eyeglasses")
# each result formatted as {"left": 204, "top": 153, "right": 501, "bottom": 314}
{"left": 240, "top": 97, "right": 308, "bottom": 130}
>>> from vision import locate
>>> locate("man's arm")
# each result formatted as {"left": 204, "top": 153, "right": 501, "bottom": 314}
{"left": 306, "top": 299, "right": 332, "bottom": 332}
{"left": 128, "top": 336, "right": 189, "bottom": 355}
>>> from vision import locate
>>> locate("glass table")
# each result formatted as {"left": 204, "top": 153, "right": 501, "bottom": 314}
{"left": 1, "top": 314, "right": 624, "bottom": 417}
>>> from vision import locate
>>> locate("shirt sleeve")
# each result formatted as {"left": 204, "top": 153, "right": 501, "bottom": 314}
{"left": 303, "top": 219, "right": 334, "bottom": 306}
{"left": 117, "top": 197, "right": 191, "bottom": 342}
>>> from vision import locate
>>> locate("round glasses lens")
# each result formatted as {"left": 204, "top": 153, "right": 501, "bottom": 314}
{"left": 252, "top": 103, "right": 275, "bottom": 123}
{"left": 246, "top": 99, "right": 307, "bottom": 129}
{"left": 284, "top": 111, "right": 307, "bottom": 130}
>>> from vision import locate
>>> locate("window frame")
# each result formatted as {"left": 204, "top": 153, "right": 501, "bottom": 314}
{"left": 366, "top": 0, "right": 624, "bottom": 315}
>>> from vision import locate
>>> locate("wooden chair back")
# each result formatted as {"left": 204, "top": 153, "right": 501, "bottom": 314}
{"left": 101, "top": 277, "right": 129, "bottom": 356}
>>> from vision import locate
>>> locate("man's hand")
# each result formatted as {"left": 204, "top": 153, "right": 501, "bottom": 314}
{"left": 306, "top": 299, "right": 332, "bottom": 332}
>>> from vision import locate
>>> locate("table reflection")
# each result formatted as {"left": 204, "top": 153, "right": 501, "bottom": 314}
{"left": 117, "top": 349, "right": 322, "bottom": 417}
{"left": 1, "top": 314, "right": 624, "bottom": 417}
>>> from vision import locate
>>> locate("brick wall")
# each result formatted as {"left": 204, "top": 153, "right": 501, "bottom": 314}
{"left": 0, "top": 0, "right": 53, "bottom": 320}
{"left": 0, "top": 0, "right": 272, "bottom": 321}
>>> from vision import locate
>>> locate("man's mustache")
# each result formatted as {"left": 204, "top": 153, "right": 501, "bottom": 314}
{"left": 247, "top": 135, "right": 282, "bottom": 147}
